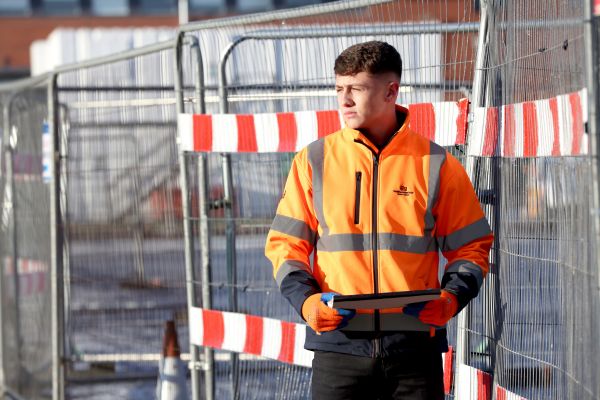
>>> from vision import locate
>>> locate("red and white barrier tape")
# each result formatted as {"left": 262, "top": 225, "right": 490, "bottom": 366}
{"left": 3, "top": 257, "right": 47, "bottom": 296}
{"left": 468, "top": 89, "right": 587, "bottom": 157}
{"left": 496, "top": 384, "right": 528, "bottom": 400}
{"left": 189, "top": 307, "right": 312, "bottom": 367}
{"left": 178, "top": 99, "right": 468, "bottom": 153}
{"left": 455, "top": 364, "right": 493, "bottom": 400}
{"left": 456, "top": 364, "right": 528, "bottom": 400}
{"left": 189, "top": 307, "right": 453, "bottom": 394}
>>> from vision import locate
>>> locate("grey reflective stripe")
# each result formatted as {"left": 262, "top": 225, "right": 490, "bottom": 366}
{"left": 424, "top": 142, "right": 447, "bottom": 236}
{"left": 271, "top": 214, "right": 317, "bottom": 244}
{"left": 317, "top": 233, "right": 437, "bottom": 253}
{"left": 307, "top": 139, "right": 328, "bottom": 236}
{"left": 437, "top": 217, "right": 492, "bottom": 252}
{"left": 275, "top": 260, "right": 312, "bottom": 288}
{"left": 341, "top": 313, "right": 431, "bottom": 332}
{"left": 317, "top": 233, "right": 371, "bottom": 252}
{"left": 379, "top": 233, "right": 438, "bottom": 253}
{"left": 445, "top": 260, "right": 484, "bottom": 288}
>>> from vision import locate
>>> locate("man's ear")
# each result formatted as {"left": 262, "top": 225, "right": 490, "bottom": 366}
{"left": 386, "top": 81, "right": 400, "bottom": 102}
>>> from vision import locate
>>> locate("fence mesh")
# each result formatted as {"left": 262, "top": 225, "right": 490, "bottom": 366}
{"left": 54, "top": 49, "right": 188, "bottom": 397}
{"left": 179, "top": 2, "right": 480, "bottom": 399}
{"left": 182, "top": 0, "right": 479, "bottom": 116}
{"left": 0, "top": 87, "right": 52, "bottom": 399}
{"left": 459, "top": 0, "right": 600, "bottom": 399}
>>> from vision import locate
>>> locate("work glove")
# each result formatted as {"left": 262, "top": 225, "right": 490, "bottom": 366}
{"left": 301, "top": 292, "right": 356, "bottom": 334}
{"left": 402, "top": 290, "right": 459, "bottom": 328}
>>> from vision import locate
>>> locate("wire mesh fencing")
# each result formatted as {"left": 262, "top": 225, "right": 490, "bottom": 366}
{"left": 0, "top": 86, "right": 53, "bottom": 399}
{"left": 53, "top": 46, "right": 191, "bottom": 397}
{"left": 180, "top": 0, "right": 480, "bottom": 117}
{"left": 457, "top": 0, "right": 600, "bottom": 399}
{"left": 178, "top": 2, "right": 482, "bottom": 399}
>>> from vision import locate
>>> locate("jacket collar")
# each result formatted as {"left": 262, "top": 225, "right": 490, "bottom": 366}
{"left": 342, "top": 105, "right": 410, "bottom": 153}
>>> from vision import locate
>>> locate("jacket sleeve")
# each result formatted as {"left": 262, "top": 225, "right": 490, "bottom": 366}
{"left": 433, "top": 153, "right": 494, "bottom": 310}
{"left": 265, "top": 149, "right": 321, "bottom": 318}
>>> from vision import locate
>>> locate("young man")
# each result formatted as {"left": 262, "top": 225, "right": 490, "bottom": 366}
{"left": 265, "top": 41, "right": 493, "bottom": 399}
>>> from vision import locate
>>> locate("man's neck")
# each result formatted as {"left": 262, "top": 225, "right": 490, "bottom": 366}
{"left": 361, "top": 110, "right": 405, "bottom": 148}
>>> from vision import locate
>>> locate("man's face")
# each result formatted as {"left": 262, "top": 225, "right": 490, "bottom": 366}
{"left": 335, "top": 71, "right": 398, "bottom": 132}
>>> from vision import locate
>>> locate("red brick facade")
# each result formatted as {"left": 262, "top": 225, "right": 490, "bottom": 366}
{"left": 0, "top": 15, "right": 178, "bottom": 71}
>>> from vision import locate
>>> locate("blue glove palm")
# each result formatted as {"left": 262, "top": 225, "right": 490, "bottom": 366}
{"left": 302, "top": 292, "right": 355, "bottom": 333}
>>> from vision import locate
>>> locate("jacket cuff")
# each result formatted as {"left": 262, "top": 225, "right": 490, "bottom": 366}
{"left": 441, "top": 260, "right": 485, "bottom": 311}
{"left": 279, "top": 270, "right": 321, "bottom": 318}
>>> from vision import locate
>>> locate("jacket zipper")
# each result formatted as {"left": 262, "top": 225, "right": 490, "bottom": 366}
{"left": 354, "top": 139, "right": 385, "bottom": 358}
{"left": 371, "top": 154, "right": 381, "bottom": 358}
{"left": 354, "top": 171, "right": 362, "bottom": 224}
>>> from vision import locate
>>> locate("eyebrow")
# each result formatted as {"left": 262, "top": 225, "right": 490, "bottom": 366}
{"left": 335, "top": 84, "right": 368, "bottom": 89}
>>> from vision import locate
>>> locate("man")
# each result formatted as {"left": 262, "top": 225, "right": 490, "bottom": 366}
{"left": 265, "top": 41, "right": 493, "bottom": 399}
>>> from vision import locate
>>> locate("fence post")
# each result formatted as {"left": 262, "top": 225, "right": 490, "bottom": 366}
{"left": 218, "top": 45, "right": 240, "bottom": 399}
{"left": 5, "top": 92, "right": 25, "bottom": 396}
{"left": 174, "top": 31, "right": 204, "bottom": 400}
{"left": 186, "top": 32, "right": 215, "bottom": 400}
{"left": 585, "top": 0, "right": 600, "bottom": 293}
{"left": 221, "top": 152, "right": 239, "bottom": 399}
{"left": 0, "top": 93, "right": 15, "bottom": 396}
{"left": 184, "top": 35, "right": 205, "bottom": 114}
{"left": 48, "top": 73, "right": 66, "bottom": 400}
{"left": 197, "top": 153, "right": 215, "bottom": 400}
{"left": 457, "top": 0, "right": 491, "bottom": 380}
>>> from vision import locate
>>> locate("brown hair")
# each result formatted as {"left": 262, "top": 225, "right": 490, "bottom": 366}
{"left": 334, "top": 41, "right": 402, "bottom": 80}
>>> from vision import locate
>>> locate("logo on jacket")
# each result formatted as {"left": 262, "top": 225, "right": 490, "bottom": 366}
{"left": 393, "top": 185, "right": 414, "bottom": 196}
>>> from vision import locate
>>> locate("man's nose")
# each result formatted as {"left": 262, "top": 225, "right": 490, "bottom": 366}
{"left": 339, "top": 89, "right": 353, "bottom": 106}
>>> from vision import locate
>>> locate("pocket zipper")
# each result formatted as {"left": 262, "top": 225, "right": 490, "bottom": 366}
{"left": 354, "top": 171, "right": 362, "bottom": 224}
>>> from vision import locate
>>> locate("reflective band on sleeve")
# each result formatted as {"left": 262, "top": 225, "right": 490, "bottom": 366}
{"left": 275, "top": 260, "right": 312, "bottom": 288}
{"left": 316, "top": 233, "right": 437, "bottom": 254}
{"left": 271, "top": 214, "right": 317, "bottom": 244}
{"left": 307, "top": 139, "right": 328, "bottom": 236}
{"left": 424, "top": 142, "right": 447, "bottom": 236}
{"left": 437, "top": 217, "right": 492, "bottom": 252}
{"left": 445, "top": 260, "right": 485, "bottom": 288}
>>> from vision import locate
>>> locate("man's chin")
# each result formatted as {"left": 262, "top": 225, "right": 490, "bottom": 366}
{"left": 343, "top": 120, "right": 363, "bottom": 130}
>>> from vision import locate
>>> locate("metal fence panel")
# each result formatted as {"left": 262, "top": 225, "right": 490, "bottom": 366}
{"left": 179, "top": 3, "right": 481, "bottom": 399}
{"left": 54, "top": 49, "right": 189, "bottom": 398}
{"left": 0, "top": 87, "right": 53, "bottom": 399}
{"left": 460, "top": 0, "right": 600, "bottom": 398}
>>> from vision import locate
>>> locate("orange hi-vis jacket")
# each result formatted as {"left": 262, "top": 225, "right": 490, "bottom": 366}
{"left": 265, "top": 106, "right": 493, "bottom": 357}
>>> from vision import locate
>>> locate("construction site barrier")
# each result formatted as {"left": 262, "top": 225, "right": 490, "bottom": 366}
{"left": 178, "top": 99, "right": 469, "bottom": 153}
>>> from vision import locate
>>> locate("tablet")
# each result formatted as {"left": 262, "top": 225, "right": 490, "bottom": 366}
{"left": 328, "top": 289, "right": 441, "bottom": 310}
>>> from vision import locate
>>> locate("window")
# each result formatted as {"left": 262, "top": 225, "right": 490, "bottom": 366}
{"left": 190, "top": 0, "right": 224, "bottom": 12}
{"left": 91, "top": 0, "right": 129, "bottom": 16}
{"left": 236, "top": 0, "right": 272, "bottom": 12}
{"left": 282, "top": 0, "right": 322, "bottom": 6}
{"left": 39, "top": 0, "right": 81, "bottom": 15}
{"left": 132, "top": 0, "right": 176, "bottom": 14}
{"left": 0, "top": 0, "right": 30, "bottom": 15}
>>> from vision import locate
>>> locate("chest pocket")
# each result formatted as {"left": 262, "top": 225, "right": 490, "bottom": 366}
{"left": 354, "top": 171, "right": 362, "bottom": 224}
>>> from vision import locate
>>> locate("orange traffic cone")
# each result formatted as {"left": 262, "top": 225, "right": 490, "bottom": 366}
{"left": 156, "top": 320, "right": 188, "bottom": 400}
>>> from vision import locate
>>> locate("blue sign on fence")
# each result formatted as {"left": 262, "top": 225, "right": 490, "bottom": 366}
{"left": 42, "top": 121, "right": 52, "bottom": 183}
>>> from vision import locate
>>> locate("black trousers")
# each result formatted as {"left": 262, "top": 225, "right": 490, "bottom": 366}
{"left": 311, "top": 349, "right": 444, "bottom": 400}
